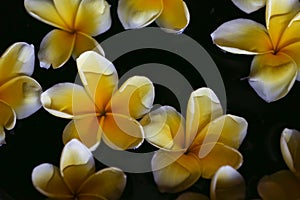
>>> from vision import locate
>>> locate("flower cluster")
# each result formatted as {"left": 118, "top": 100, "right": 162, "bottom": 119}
{"left": 0, "top": 0, "right": 299, "bottom": 199}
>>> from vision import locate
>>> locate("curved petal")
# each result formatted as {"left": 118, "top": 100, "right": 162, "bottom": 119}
{"left": 75, "top": 0, "right": 112, "bottom": 36}
{"left": 140, "top": 106, "right": 185, "bottom": 150}
{"left": 41, "top": 83, "right": 95, "bottom": 119}
{"left": 101, "top": 113, "right": 144, "bottom": 150}
{"left": 258, "top": 170, "right": 300, "bottom": 200}
{"left": 195, "top": 142, "right": 243, "bottom": 179}
{"left": 38, "top": 29, "right": 75, "bottom": 69}
{"left": 265, "top": 0, "right": 300, "bottom": 46}
{"left": 53, "top": 0, "right": 81, "bottom": 30}
{"left": 211, "top": 19, "right": 273, "bottom": 55}
{"left": 231, "top": 0, "right": 266, "bottom": 13}
{"left": 280, "top": 42, "right": 300, "bottom": 81}
{"left": 24, "top": 0, "right": 70, "bottom": 31}
{"left": 280, "top": 128, "right": 300, "bottom": 179}
{"left": 117, "top": 0, "right": 163, "bottom": 29}
{"left": 76, "top": 51, "right": 118, "bottom": 111}
{"left": 186, "top": 88, "right": 223, "bottom": 148}
{"left": 63, "top": 117, "right": 102, "bottom": 151}
{"left": 176, "top": 192, "right": 209, "bottom": 200}
{"left": 248, "top": 53, "right": 297, "bottom": 102}
{"left": 0, "top": 42, "right": 34, "bottom": 84}
{"left": 191, "top": 115, "right": 248, "bottom": 150}
{"left": 109, "top": 76, "right": 154, "bottom": 119}
{"left": 60, "top": 139, "right": 96, "bottom": 193}
{"left": 0, "top": 76, "right": 42, "bottom": 119}
{"left": 78, "top": 167, "right": 126, "bottom": 200}
{"left": 32, "top": 163, "right": 72, "bottom": 198}
{"left": 73, "top": 33, "right": 105, "bottom": 59}
{"left": 210, "top": 166, "right": 246, "bottom": 200}
{"left": 0, "top": 101, "right": 16, "bottom": 145}
{"left": 152, "top": 151, "right": 201, "bottom": 193}
{"left": 156, "top": 0, "right": 190, "bottom": 34}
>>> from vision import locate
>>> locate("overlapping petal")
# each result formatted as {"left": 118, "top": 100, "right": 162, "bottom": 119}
{"left": 231, "top": 0, "right": 266, "bottom": 13}
{"left": 76, "top": 51, "right": 118, "bottom": 111}
{"left": 0, "top": 76, "right": 42, "bottom": 119}
{"left": 117, "top": 0, "right": 163, "bottom": 29}
{"left": 248, "top": 53, "right": 297, "bottom": 102}
{"left": 258, "top": 170, "right": 300, "bottom": 200}
{"left": 24, "top": 0, "right": 70, "bottom": 31}
{"left": 156, "top": 0, "right": 190, "bottom": 33}
{"left": 75, "top": 0, "right": 112, "bottom": 36}
{"left": 32, "top": 163, "right": 73, "bottom": 198}
{"left": 101, "top": 113, "right": 143, "bottom": 150}
{"left": 0, "top": 42, "right": 34, "bottom": 84}
{"left": 210, "top": 166, "right": 246, "bottom": 200}
{"left": 0, "top": 101, "right": 16, "bottom": 145}
{"left": 280, "top": 128, "right": 300, "bottom": 179}
{"left": 109, "top": 76, "right": 154, "bottom": 119}
{"left": 141, "top": 106, "right": 185, "bottom": 150}
{"left": 280, "top": 42, "right": 300, "bottom": 81}
{"left": 211, "top": 19, "right": 273, "bottom": 55}
{"left": 41, "top": 83, "right": 95, "bottom": 119}
{"left": 196, "top": 142, "right": 243, "bottom": 179}
{"left": 78, "top": 167, "right": 126, "bottom": 200}
{"left": 38, "top": 29, "right": 75, "bottom": 69}
{"left": 152, "top": 150, "right": 201, "bottom": 193}
{"left": 186, "top": 88, "right": 223, "bottom": 148}
{"left": 60, "top": 139, "right": 96, "bottom": 193}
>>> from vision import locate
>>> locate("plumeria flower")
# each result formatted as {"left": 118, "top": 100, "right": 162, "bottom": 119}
{"left": 176, "top": 166, "right": 246, "bottom": 200}
{"left": 32, "top": 139, "right": 126, "bottom": 200}
{"left": 24, "top": 0, "right": 111, "bottom": 69}
{"left": 258, "top": 128, "right": 300, "bottom": 200}
{"left": 231, "top": 0, "right": 266, "bottom": 13}
{"left": 41, "top": 51, "right": 154, "bottom": 151}
{"left": 211, "top": 0, "right": 300, "bottom": 102}
{"left": 140, "top": 88, "right": 248, "bottom": 193}
{"left": 117, "top": 0, "right": 190, "bottom": 34}
{"left": 0, "top": 42, "right": 42, "bottom": 145}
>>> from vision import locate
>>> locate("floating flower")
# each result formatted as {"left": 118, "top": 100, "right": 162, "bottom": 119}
{"left": 32, "top": 139, "right": 126, "bottom": 200}
{"left": 211, "top": 0, "right": 300, "bottom": 102}
{"left": 231, "top": 0, "right": 266, "bottom": 13}
{"left": 24, "top": 0, "right": 111, "bottom": 69}
{"left": 176, "top": 166, "right": 246, "bottom": 200}
{"left": 0, "top": 42, "right": 42, "bottom": 145}
{"left": 140, "top": 88, "right": 247, "bottom": 193}
{"left": 41, "top": 51, "right": 154, "bottom": 150}
{"left": 117, "top": 0, "right": 190, "bottom": 34}
{"left": 258, "top": 128, "right": 300, "bottom": 199}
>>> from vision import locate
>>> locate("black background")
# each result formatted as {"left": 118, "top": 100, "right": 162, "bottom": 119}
{"left": 0, "top": 0, "right": 300, "bottom": 199}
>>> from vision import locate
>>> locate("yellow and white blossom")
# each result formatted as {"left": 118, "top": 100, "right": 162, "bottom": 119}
{"left": 32, "top": 139, "right": 126, "bottom": 200}
{"left": 117, "top": 0, "right": 190, "bottom": 34}
{"left": 258, "top": 128, "right": 300, "bottom": 200}
{"left": 211, "top": 0, "right": 300, "bottom": 102}
{"left": 232, "top": 0, "right": 266, "bottom": 13}
{"left": 24, "top": 0, "right": 111, "bottom": 69}
{"left": 140, "top": 88, "right": 247, "bottom": 193}
{"left": 0, "top": 42, "right": 42, "bottom": 145}
{"left": 41, "top": 51, "right": 154, "bottom": 150}
{"left": 176, "top": 166, "right": 246, "bottom": 200}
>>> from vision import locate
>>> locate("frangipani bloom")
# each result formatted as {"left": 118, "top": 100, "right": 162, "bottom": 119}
{"left": 231, "top": 0, "right": 266, "bottom": 13}
{"left": 32, "top": 139, "right": 126, "bottom": 200}
{"left": 41, "top": 51, "right": 154, "bottom": 150}
{"left": 24, "top": 0, "right": 111, "bottom": 69}
{"left": 140, "top": 88, "right": 248, "bottom": 193}
{"left": 211, "top": 0, "right": 300, "bottom": 102}
{"left": 117, "top": 0, "right": 190, "bottom": 34}
{"left": 258, "top": 128, "right": 300, "bottom": 200}
{"left": 176, "top": 166, "right": 246, "bottom": 200}
{"left": 0, "top": 42, "right": 42, "bottom": 145}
